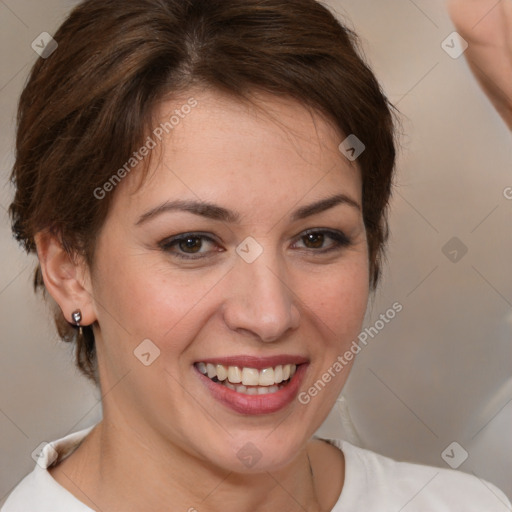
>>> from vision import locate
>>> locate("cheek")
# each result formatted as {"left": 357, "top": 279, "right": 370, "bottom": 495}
{"left": 93, "top": 250, "right": 226, "bottom": 343}
{"left": 302, "top": 258, "right": 369, "bottom": 344}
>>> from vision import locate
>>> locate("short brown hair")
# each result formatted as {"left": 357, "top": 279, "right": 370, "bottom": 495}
{"left": 9, "top": 0, "right": 396, "bottom": 384}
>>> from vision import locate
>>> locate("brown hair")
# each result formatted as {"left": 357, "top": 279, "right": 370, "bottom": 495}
{"left": 9, "top": 0, "right": 396, "bottom": 384}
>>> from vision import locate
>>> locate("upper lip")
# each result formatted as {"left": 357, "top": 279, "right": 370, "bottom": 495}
{"left": 195, "top": 355, "right": 309, "bottom": 370}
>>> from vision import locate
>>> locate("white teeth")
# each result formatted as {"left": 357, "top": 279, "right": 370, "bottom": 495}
{"left": 257, "top": 385, "right": 279, "bottom": 395}
{"left": 206, "top": 363, "right": 216, "bottom": 379}
{"left": 227, "top": 366, "right": 242, "bottom": 383}
{"left": 216, "top": 364, "right": 228, "bottom": 381}
{"left": 242, "top": 367, "right": 260, "bottom": 386}
{"left": 258, "top": 368, "right": 275, "bottom": 386}
{"left": 196, "top": 362, "right": 299, "bottom": 388}
{"left": 274, "top": 365, "right": 283, "bottom": 384}
{"left": 229, "top": 382, "right": 284, "bottom": 395}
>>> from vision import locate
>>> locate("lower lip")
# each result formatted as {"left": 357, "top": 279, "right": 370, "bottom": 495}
{"left": 195, "top": 364, "right": 309, "bottom": 415}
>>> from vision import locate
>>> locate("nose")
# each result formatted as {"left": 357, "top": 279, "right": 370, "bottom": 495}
{"left": 222, "top": 252, "right": 300, "bottom": 342}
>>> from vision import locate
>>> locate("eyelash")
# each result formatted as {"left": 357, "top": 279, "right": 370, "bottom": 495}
{"left": 158, "top": 229, "right": 352, "bottom": 260}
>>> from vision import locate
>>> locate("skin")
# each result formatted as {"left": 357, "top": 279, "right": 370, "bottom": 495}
{"left": 35, "top": 89, "right": 369, "bottom": 512}
{"left": 447, "top": 0, "right": 512, "bottom": 129}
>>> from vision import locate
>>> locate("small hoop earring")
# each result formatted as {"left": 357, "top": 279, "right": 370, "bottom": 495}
{"left": 71, "top": 309, "right": 83, "bottom": 336}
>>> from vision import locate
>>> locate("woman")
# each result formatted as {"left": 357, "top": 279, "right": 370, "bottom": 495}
{"left": 3, "top": 0, "right": 511, "bottom": 510}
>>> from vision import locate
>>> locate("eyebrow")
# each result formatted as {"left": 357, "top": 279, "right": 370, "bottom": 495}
{"left": 135, "top": 193, "right": 361, "bottom": 226}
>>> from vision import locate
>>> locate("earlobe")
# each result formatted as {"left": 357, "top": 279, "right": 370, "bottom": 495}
{"left": 34, "top": 231, "right": 96, "bottom": 327}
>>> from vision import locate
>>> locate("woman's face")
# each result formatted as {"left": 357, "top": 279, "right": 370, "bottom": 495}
{"left": 87, "top": 89, "right": 369, "bottom": 471}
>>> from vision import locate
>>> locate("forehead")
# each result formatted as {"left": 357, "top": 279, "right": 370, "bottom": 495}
{"left": 112, "top": 89, "right": 362, "bottom": 220}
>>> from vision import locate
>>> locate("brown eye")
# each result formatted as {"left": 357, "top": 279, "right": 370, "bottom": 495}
{"left": 159, "top": 232, "right": 221, "bottom": 259}
{"left": 302, "top": 232, "right": 325, "bottom": 249}
{"left": 178, "top": 236, "right": 203, "bottom": 253}
{"left": 293, "top": 229, "right": 352, "bottom": 253}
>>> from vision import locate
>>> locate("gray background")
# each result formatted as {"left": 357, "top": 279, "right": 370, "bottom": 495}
{"left": 1, "top": 0, "right": 511, "bottom": 506}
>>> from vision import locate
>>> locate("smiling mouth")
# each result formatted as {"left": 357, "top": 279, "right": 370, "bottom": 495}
{"left": 194, "top": 362, "right": 298, "bottom": 395}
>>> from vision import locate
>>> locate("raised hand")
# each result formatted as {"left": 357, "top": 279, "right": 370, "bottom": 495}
{"left": 448, "top": 0, "right": 512, "bottom": 129}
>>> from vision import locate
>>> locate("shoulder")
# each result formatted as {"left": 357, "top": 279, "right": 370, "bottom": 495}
{"left": 316, "top": 436, "right": 512, "bottom": 511}
{"left": 1, "top": 426, "right": 95, "bottom": 512}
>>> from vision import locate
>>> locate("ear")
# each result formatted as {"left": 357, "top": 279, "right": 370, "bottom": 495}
{"left": 34, "top": 231, "right": 96, "bottom": 327}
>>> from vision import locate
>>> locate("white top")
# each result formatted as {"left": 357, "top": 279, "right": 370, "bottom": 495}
{"left": 2, "top": 425, "right": 511, "bottom": 511}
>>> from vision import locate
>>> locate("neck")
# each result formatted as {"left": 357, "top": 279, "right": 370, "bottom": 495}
{"left": 56, "top": 417, "right": 323, "bottom": 512}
